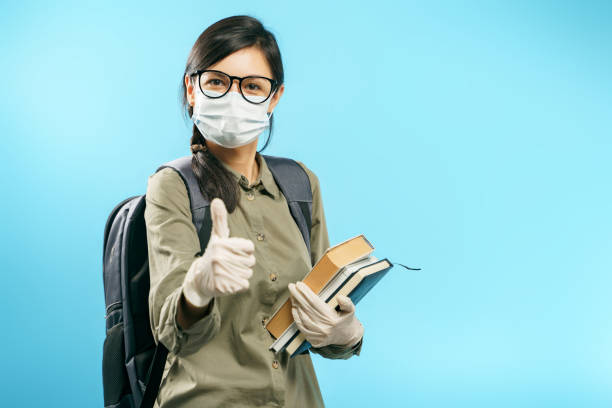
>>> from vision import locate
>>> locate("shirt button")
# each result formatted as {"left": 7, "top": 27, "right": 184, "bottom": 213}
{"left": 262, "top": 317, "right": 268, "bottom": 327}
{"left": 246, "top": 191, "right": 255, "bottom": 201}
{"left": 269, "top": 273, "right": 277, "bottom": 282}
{"left": 272, "top": 360, "right": 279, "bottom": 369}
{"left": 256, "top": 233, "right": 265, "bottom": 241}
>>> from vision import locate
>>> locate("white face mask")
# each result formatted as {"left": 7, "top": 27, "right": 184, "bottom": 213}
{"left": 191, "top": 87, "right": 275, "bottom": 148}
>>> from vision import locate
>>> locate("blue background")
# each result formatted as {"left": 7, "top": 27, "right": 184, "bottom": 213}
{"left": 1, "top": 1, "right": 611, "bottom": 406}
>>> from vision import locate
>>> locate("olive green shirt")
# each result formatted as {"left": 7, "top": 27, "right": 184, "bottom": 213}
{"left": 144, "top": 151, "right": 363, "bottom": 408}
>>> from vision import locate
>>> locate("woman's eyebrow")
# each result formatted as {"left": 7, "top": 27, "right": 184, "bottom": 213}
{"left": 208, "top": 69, "right": 273, "bottom": 78}
{"left": 241, "top": 73, "right": 271, "bottom": 78}
{"left": 228, "top": 71, "right": 272, "bottom": 78}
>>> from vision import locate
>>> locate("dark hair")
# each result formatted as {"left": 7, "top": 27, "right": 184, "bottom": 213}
{"left": 180, "top": 15, "right": 284, "bottom": 214}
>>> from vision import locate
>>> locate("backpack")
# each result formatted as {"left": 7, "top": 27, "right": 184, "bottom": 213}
{"left": 102, "top": 154, "right": 313, "bottom": 408}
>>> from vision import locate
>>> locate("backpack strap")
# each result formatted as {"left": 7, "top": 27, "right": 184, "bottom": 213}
{"left": 262, "top": 154, "right": 313, "bottom": 255}
{"left": 155, "top": 156, "right": 212, "bottom": 256}
{"left": 139, "top": 339, "right": 169, "bottom": 408}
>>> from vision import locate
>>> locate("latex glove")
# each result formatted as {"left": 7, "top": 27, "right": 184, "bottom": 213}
{"left": 182, "top": 197, "right": 256, "bottom": 307}
{"left": 288, "top": 281, "right": 364, "bottom": 348}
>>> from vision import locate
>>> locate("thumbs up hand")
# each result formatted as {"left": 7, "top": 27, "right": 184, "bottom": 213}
{"left": 182, "top": 198, "right": 256, "bottom": 308}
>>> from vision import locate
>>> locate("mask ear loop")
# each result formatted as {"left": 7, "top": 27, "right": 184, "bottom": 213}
{"left": 257, "top": 89, "right": 277, "bottom": 153}
{"left": 265, "top": 88, "right": 277, "bottom": 119}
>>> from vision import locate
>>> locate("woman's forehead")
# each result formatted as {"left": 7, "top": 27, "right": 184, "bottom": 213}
{"left": 207, "top": 46, "right": 273, "bottom": 78}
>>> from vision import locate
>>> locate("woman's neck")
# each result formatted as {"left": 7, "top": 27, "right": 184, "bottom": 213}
{"left": 206, "top": 139, "right": 260, "bottom": 184}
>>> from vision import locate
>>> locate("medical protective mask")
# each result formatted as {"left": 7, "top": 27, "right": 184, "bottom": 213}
{"left": 191, "top": 87, "right": 275, "bottom": 148}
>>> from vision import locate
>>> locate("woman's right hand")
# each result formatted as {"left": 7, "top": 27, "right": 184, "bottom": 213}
{"left": 182, "top": 197, "right": 256, "bottom": 308}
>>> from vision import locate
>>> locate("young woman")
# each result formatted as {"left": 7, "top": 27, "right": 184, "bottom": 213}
{"left": 144, "top": 15, "right": 364, "bottom": 407}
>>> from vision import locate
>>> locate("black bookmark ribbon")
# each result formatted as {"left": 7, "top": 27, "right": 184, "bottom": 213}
{"left": 395, "top": 262, "right": 421, "bottom": 271}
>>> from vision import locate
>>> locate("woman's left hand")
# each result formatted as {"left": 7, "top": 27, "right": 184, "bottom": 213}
{"left": 288, "top": 282, "right": 364, "bottom": 348}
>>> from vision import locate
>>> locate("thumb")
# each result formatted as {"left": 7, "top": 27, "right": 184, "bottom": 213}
{"left": 336, "top": 294, "right": 355, "bottom": 313}
{"left": 210, "top": 197, "right": 230, "bottom": 239}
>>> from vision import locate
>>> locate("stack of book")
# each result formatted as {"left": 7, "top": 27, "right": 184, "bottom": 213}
{"left": 265, "top": 234, "right": 395, "bottom": 357}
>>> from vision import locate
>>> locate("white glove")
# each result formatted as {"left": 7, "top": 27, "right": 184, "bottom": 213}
{"left": 288, "top": 281, "right": 364, "bottom": 348}
{"left": 182, "top": 197, "right": 256, "bottom": 308}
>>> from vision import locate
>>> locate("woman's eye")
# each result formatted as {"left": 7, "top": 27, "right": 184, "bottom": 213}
{"left": 247, "top": 83, "right": 260, "bottom": 90}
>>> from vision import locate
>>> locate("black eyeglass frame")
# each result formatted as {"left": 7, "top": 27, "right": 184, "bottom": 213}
{"left": 191, "top": 69, "right": 279, "bottom": 104}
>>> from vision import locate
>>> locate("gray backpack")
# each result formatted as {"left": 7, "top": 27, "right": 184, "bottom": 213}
{"left": 102, "top": 154, "right": 313, "bottom": 408}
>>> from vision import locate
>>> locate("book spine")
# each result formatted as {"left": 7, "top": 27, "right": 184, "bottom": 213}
{"left": 287, "top": 332, "right": 308, "bottom": 356}
{"left": 290, "top": 339, "right": 312, "bottom": 358}
{"left": 271, "top": 324, "right": 300, "bottom": 353}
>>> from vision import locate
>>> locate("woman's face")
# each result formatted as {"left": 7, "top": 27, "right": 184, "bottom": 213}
{"left": 185, "top": 45, "right": 285, "bottom": 114}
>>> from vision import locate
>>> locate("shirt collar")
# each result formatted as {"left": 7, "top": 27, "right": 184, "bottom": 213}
{"left": 217, "top": 151, "right": 279, "bottom": 199}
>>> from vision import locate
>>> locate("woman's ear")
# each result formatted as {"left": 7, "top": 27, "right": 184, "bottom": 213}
{"left": 267, "top": 83, "right": 285, "bottom": 114}
{"left": 185, "top": 74, "right": 195, "bottom": 107}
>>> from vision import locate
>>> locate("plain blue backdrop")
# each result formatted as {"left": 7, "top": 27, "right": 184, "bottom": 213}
{"left": 1, "top": 1, "right": 611, "bottom": 407}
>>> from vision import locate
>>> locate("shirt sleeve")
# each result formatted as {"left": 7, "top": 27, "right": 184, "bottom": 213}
{"left": 295, "top": 161, "right": 364, "bottom": 360}
{"left": 144, "top": 167, "right": 221, "bottom": 357}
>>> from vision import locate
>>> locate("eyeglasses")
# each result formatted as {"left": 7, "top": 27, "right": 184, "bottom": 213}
{"left": 191, "top": 69, "right": 279, "bottom": 104}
